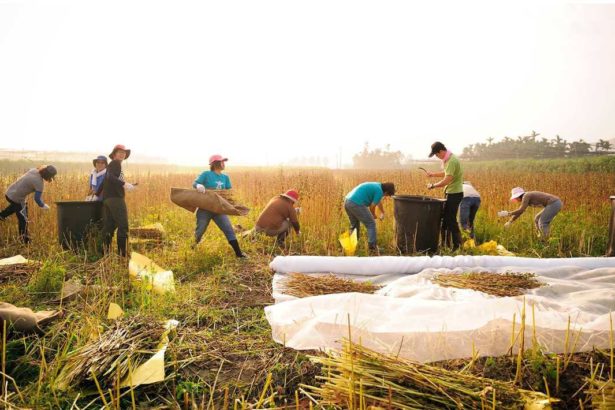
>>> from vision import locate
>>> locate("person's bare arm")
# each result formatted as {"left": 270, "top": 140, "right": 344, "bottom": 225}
{"left": 376, "top": 202, "right": 385, "bottom": 220}
{"left": 427, "top": 171, "right": 445, "bottom": 178}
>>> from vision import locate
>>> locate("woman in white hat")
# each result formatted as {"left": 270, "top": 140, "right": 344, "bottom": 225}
{"left": 498, "top": 187, "right": 563, "bottom": 238}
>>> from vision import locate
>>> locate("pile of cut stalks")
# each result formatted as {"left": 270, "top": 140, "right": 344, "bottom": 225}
{"left": 432, "top": 271, "right": 544, "bottom": 297}
{"left": 281, "top": 273, "right": 380, "bottom": 298}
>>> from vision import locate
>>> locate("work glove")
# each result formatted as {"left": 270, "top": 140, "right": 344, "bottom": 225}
{"left": 426, "top": 183, "right": 435, "bottom": 190}
{"left": 379, "top": 214, "right": 385, "bottom": 221}
{"left": 497, "top": 210, "right": 509, "bottom": 218}
{"left": 504, "top": 221, "right": 512, "bottom": 229}
{"left": 196, "top": 184, "right": 206, "bottom": 193}
{"left": 294, "top": 207, "right": 301, "bottom": 215}
{"left": 124, "top": 183, "right": 136, "bottom": 192}
{"left": 41, "top": 204, "right": 50, "bottom": 211}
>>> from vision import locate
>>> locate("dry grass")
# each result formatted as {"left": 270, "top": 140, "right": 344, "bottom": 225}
{"left": 432, "top": 271, "right": 545, "bottom": 297}
{"left": 305, "top": 339, "right": 550, "bottom": 409}
{"left": 0, "top": 262, "right": 39, "bottom": 285}
{"left": 281, "top": 273, "right": 380, "bottom": 298}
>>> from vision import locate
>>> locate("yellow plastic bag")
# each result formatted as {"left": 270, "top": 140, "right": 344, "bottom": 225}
{"left": 462, "top": 239, "right": 515, "bottom": 256}
{"left": 128, "top": 252, "right": 176, "bottom": 294}
{"left": 339, "top": 230, "right": 358, "bottom": 256}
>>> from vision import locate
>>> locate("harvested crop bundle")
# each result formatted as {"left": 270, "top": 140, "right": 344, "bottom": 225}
{"left": 432, "top": 271, "right": 544, "bottom": 297}
{"left": 304, "top": 340, "right": 551, "bottom": 409}
{"left": 55, "top": 315, "right": 166, "bottom": 389}
{"left": 281, "top": 273, "right": 380, "bottom": 298}
{"left": 130, "top": 223, "right": 166, "bottom": 240}
{"left": 0, "top": 262, "right": 39, "bottom": 284}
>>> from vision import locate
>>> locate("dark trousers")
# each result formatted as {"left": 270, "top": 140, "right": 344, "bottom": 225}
{"left": 0, "top": 195, "right": 29, "bottom": 243}
{"left": 441, "top": 192, "right": 463, "bottom": 250}
{"left": 102, "top": 197, "right": 129, "bottom": 256}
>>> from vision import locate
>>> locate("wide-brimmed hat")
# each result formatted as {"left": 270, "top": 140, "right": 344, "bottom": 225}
{"left": 209, "top": 154, "right": 228, "bottom": 165}
{"left": 109, "top": 144, "right": 131, "bottom": 159}
{"left": 92, "top": 155, "right": 108, "bottom": 167}
{"left": 281, "top": 189, "right": 299, "bottom": 203}
{"left": 510, "top": 187, "right": 525, "bottom": 200}
{"left": 429, "top": 141, "right": 447, "bottom": 158}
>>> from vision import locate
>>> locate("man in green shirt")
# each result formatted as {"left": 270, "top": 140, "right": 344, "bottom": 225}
{"left": 425, "top": 141, "right": 464, "bottom": 250}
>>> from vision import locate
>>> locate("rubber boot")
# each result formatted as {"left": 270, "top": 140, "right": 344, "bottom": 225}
{"left": 229, "top": 239, "right": 247, "bottom": 258}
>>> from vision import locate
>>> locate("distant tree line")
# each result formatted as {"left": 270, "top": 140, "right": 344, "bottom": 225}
{"left": 352, "top": 143, "right": 410, "bottom": 169}
{"left": 462, "top": 131, "right": 614, "bottom": 160}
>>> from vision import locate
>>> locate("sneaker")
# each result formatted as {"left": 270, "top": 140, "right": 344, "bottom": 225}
{"left": 368, "top": 245, "right": 380, "bottom": 256}
{"left": 237, "top": 252, "right": 249, "bottom": 259}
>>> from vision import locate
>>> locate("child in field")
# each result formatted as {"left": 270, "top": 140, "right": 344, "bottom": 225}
{"left": 254, "top": 190, "right": 301, "bottom": 246}
{"left": 498, "top": 187, "right": 563, "bottom": 239}
{"left": 0, "top": 165, "right": 56, "bottom": 244}
{"left": 87, "top": 155, "right": 107, "bottom": 201}
{"left": 344, "top": 182, "right": 395, "bottom": 254}
{"left": 193, "top": 154, "right": 247, "bottom": 258}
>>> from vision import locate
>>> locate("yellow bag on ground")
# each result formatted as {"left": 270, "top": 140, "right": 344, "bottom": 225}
{"left": 463, "top": 239, "right": 515, "bottom": 256}
{"left": 170, "top": 188, "right": 249, "bottom": 216}
{"left": 339, "top": 230, "right": 358, "bottom": 256}
{"left": 128, "top": 252, "right": 175, "bottom": 294}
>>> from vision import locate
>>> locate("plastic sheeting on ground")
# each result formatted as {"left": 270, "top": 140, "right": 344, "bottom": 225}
{"left": 266, "top": 255, "right": 615, "bottom": 363}
{"left": 128, "top": 252, "right": 175, "bottom": 294}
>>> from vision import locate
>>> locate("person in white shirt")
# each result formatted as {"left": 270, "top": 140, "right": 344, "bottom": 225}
{"left": 459, "top": 181, "right": 481, "bottom": 238}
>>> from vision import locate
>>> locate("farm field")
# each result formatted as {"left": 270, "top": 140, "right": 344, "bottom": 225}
{"left": 0, "top": 158, "right": 614, "bottom": 409}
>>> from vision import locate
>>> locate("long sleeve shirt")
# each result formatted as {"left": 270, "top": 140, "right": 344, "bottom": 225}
{"left": 256, "top": 196, "right": 300, "bottom": 232}
{"left": 100, "top": 160, "right": 125, "bottom": 199}
{"left": 509, "top": 191, "right": 560, "bottom": 222}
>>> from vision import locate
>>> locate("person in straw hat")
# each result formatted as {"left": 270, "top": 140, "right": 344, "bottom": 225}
{"left": 253, "top": 189, "right": 301, "bottom": 247}
{"left": 193, "top": 154, "right": 247, "bottom": 258}
{"left": 498, "top": 187, "right": 563, "bottom": 239}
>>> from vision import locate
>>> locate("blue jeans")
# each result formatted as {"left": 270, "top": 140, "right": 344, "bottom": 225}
{"left": 344, "top": 199, "right": 377, "bottom": 247}
{"left": 534, "top": 199, "right": 562, "bottom": 238}
{"left": 459, "top": 196, "right": 481, "bottom": 238}
{"left": 195, "top": 209, "right": 236, "bottom": 243}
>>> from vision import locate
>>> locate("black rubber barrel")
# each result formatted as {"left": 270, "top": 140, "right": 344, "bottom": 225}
{"left": 56, "top": 201, "right": 103, "bottom": 249}
{"left": 608, "top": 196, "right": 615, "bottom": 257}
{"left": 393, "top": 195, "right": 445, "bottom": 254}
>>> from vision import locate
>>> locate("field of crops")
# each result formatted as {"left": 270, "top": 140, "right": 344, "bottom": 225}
{"left": 0, "top": 159, "right": 614, "bottom": 408}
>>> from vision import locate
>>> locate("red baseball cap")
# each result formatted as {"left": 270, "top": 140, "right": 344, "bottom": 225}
{"left": 109, "top": 144, "right": 131, "bottom": 159}
{"left": 208, "top": 154, "right": 228, "bottom": 165}
{"left": 281, "top": 189, "right": 299, "bottom": 203}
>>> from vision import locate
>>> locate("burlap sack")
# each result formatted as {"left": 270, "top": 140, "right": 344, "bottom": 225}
{"left": 170, "top": 188, "right": 249, "bottom": 216}
{"left": 0, "top": 302, "right": 61, "bottom": 334}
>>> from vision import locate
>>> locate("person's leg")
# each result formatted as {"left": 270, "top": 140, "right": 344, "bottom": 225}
{"left": 458, "top": 198, "right": 471, "bottom": 231}
{"left": 113, "top": 199, "right": 129, "bottom": 257}
{"left": 0, "top": 196, "right": 20, "bottom": 220}
{"left": 538, "top": 200, "right": 562, "bottom": 239}
{"left": 351, "top": 204, "right": 377, "bottom": 248}
{"left": 533, "top": 210, "right": 543, "bottom": 234}
{"left": 16, "top": 202, "right": 29, "bottom": 244}
{"left": 273, "top": 220, "right": 291, "bottom": 246}
{"left": 102, "top": 200, "right": 117, "bottom": 254}
{"left": 468, "top": 198, "right": 480, "bottom": 238}
{"left": 344, "top": 200, "right": 361, "bottom": 239}
{"left": 443, "top": 193, "right": 463, "bottom": 250}
{"left": 195, "top": 209, "right": 213, "bottom": 244}
{"left": 213, "top": 213, "right": 246, "bottom": 257}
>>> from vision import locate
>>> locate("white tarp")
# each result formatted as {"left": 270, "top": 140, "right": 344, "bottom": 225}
{"left": 266, "top": 256, "right": 615, "bottom": 363}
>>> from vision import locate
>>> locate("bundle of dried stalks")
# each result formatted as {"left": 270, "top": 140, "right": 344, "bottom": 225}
{"left": 432, "top": 271, "right": 544, "bottom": 297}
{"left": 55, "top": 315, "right": 165, "bottom": 389}
{"left": 304, "top": 340, "right": 551, "bottom": 409}
{"left": 281, "top": 273, "right": 380, "bottom": 298}
{"left": 0, "top": 262, "right": 40, "bottom": 284}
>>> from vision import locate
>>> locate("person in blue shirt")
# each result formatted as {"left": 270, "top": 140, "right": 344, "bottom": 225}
{"left": 344, "top": 182, "right": 395, "bottom": 253}
{"left": 193, "top": 154, "right": 246, "bottom": 258}
{"left": 87, "top": 155, "right": 107, "bottom": 201}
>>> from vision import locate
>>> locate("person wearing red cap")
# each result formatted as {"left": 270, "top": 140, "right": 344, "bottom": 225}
{"left": 100, "top": 144, "right": 137, "bottom": 257}
{"left": 192, "top": 155, "right": 246, "bottom": 258}
{"left": 254, "top": 190, "right": 301, "bottom": 246}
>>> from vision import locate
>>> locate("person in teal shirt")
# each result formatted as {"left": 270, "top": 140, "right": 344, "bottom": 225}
{"left": 192, "top": 154, "right": 246, "bottom": 258}
{"left": 344, "top": 182, "right": 396, "bottom": 253}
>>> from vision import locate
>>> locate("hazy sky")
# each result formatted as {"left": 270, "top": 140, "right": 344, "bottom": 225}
{"left": 1, "top": 1, "right": 614, "bottom": 166}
